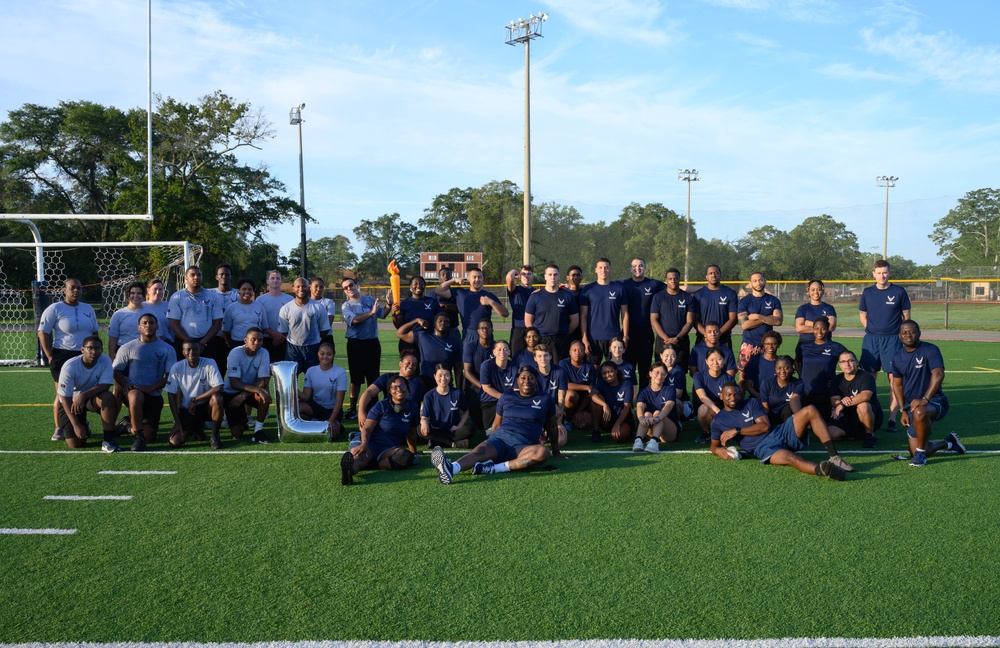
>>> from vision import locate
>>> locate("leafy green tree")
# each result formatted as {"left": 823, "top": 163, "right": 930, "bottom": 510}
{"left": 930, "top": 188, "right": 1000, "bottom": 266}
{"left": 465, "top": 180, "right": 523, "bottom": 281}
{"left": 785, "top": 215, "right": 862, "bottom": 280}
{"left": 353, "top": 213, "right": 419, "bottom": 278}
{"left": 284, "top": 235, "right": 358, "bottom": 280}
{"left": 532, "top": 202, "right": 595, "bottom": 272}
{"left": 417, "top": 187, "right": 473, "bottom": 248}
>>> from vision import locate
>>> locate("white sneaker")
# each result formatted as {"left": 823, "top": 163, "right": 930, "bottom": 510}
{"left": 644, "top": 438, "right": 660, "bottom": 453}
{"left": 632, "top": 437, "right": 645, "bottom": 452}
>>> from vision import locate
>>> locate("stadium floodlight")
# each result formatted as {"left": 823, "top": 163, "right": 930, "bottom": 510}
{"left": 876, "top": 175, "right": 898, "bottom": 260}
{"left": 290, "top": 104, "right": 307, "bottom": 276}
{"left": 505, "top": 12, "right": 548, "bottom": 266}
{"left": 677, "top": 169, "right": 700, "bottom": 286}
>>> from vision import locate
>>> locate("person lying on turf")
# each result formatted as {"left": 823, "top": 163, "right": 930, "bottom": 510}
{"left": 710, "top": 383, "right": 854, "bottom": 480}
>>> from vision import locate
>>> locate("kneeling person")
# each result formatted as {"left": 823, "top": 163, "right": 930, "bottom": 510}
{"left": 420, "top": 364, "right": 474, "bottom": 449}
{"left": 57, "top": 336, "right": 121, "bottom": 452}
{"left": 710, "top": 384, "right": 853, "bottom": 480}
{"left": 112, "top": 314, "right": 173, "bottom": 451}
{"left": 340, "top": 375, "right": 420, "bottom": 486}
{"left": 165, "top": 341, "right": 225, "bottom": 449}
{"left": 223, "top": 327, "right": 272, "bottom": 444}
{"left": 829, "top": 350, "right": 881, "bottom": 449}
{"left": 432, "top": 366, "right": 560, "bottom": 484}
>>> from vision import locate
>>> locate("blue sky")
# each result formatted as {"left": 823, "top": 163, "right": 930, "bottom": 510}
{"left": 3, "top": 0, "right": 999, "bottom": 266}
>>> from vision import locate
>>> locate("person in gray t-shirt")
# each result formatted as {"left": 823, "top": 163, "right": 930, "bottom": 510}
{"left": 112, "top": 313, "right": 173, "bottom": 450}
{"left": 57, "top": 335, "right": 120, "bottom": 452}
{"left": 223, "top": 327, "right": 272, "bottom": 444}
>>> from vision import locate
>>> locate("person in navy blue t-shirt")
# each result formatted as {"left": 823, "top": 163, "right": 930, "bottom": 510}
{"left": 341, "top": 374, "right": 420, "bottom": 486}
{"left": 505, "top": 265, "right": 535, "bottom": 355}
{"left": 478, "top": 339, "right": 519, "bottom": 431}
{"left": 560, "top": 339, "right": 597, "bottom": 430}
{"left": 692, "top": 348, "right": 736, "bottom": 444}
{"left": 533, "top": 343, "right": 568, "bottom": 447}
{"left": 432, "top": 366, "right": 560, "bottom": 483}
{"left": 589, "top": 361, "right": 635, "bottom": 443}
{"left": 434, "top": 267, "right": 509, "bottom": 342}
{"left": 357, "top": 352, "right": 425, "bottom": 430}
{"left": 420, "top": 364, "right": 473, "bottom": 449}
{"left": 709, "top": 384, "right": 853, "bottom": 480}
{"left": 741, "top": 330, "right": 782, "bottom": 399}
{"left": 579, "top": 258, "right": 629, "bottom": 365}
{"left": 794, "top": 279, "right": 838, "bottom": 369}
{"left": 391, "top": 275, "right": 441, "bottom": 361}
{"left": 622, "top": 257, "right": 665, "bottom": 390}
{"left": 758, "top": 355, "right": 803, "bottom": 427}
{"left": 693, "top": 264, "right": 738, "bottom": 350}
{"left": 524, "top": 263, "right": 580, "bottom": 363}
{"left": 828, "top": 349, "right": 881, "bottom": 448}
{"left": 462, "top": 318, "right": 495, "bottom": 431}
{"left": 889, "top": 321, "right": 965, "bottom": 467}
{"left": 859, "top": 260, "right": 911, "bottom": 430}
{"left": 688, "top": 322, "right": 737, "bottom": 378}
{"left": 650, "top": 268, "right": 695, "bottom": 369}
{"left": 395, "top": 312, "right": 462, "bottom": 384}
{"left": 736, "top": 271, "right": 783, "bottom": 373}
{"left": 632, "top": 361, "right": 679, "bottom": 452}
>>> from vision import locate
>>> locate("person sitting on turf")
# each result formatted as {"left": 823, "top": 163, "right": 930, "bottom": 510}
{"left": 589, "top": 360, "right": 635, "bottom": 443}
{"left": 889, "top": 320, "right": 966, "bottom": 467}
{"left": 431, "top": 365, "right": 560, "bottom": 484}
{"left": 57, "top": 335, "right": 121, "bottom": 452}
{"left": 298, "top": 341, "right": 348, "bottom": 440}
{"left": 420, "top": 364, "right": 474, "bottom": 449}
{"left": 710, "top": 383, "right": 854, "bottom": 480}
{"left": 659, "top": 343, "right": 691, "bottom": 419}
{"left": 758, "top": 355, "right": 803, "bottom": 429}
{"left": 693, "top": 348, "right": 737, "bottom": 444}
{"left": 632, "top": 361, "right": 679, "bottom": 453}
{"left": 222, "top": 327, "right": 272, "bottom": 444}
{"left": 357, "top": 351, "right": 426, "bottom": 430}
{"left": 164, "top": 340, "right": 225, "bottom": 449}
{"left": 341, "top": 374, "right": 420, "bottom": 486}
{"left": 606, "top": 336, "right": 635, "bottom": 385}
{"left": 741, "top": 330, "right": 782, "bottom": 399}
{"left": 559, "top": 339, "right": 597, "bottom": 430}
{"left": 828, "top": 349, "right": 881, "bottom": 449}
{"left": 462, "top": 318, "right": 495, "bottom": 433}
{"left": 798, "top": 316, "right": 847, "bottom": 420}
{"left": 478, "top": 339, "right": 519, "bottom": 433}
{"left": 533, "top": 343, "right": 568, "bottom": 447}
{"left": 112, "top": 314, "right": 173, "bottom": 451}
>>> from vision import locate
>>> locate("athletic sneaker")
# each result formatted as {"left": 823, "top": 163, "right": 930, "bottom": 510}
{"left": 591, "top": 430, "right": 601, "bottom": 443}
{"left": 411, "top": 453, "right": 421, "bottom": 465}
{"left": 885, "top": 419, "right": 898, "bottom": 433}
{"left": 863, "top": 435, "right": 878, "bottom": 449}
{"left": 563, "top": 420, "right": 573, "bottom": 432}
{"left": 210, "top": 433, "right": 222, "bottom": 450}
{"left": 344, "top": 408, "right": 358, "bottom": 420}
{"left": 251, "top": 430, "right": 271, "bottom": 444}
{"left": 632, "top": 437, "right": 645, "bottom": 452}
{"left": 946, "top": 432, "right": 966, "bottom": 454}
{"left": 694, "top": 433, "right": 709, "bottom": 444}
{"left": 817, "top": 460, "right": 845, "bottom": 481}
{"left": 114, "top": 415, "right": 130, "bottom": 437}
{"left": 130, "top": 434, "right": 146, "bottom": 452}
{"left": 909, "top": 450, "right": 927, "bottom": 467}
{"left": 472, "top": 460, "right": 496, "bottom": 475}
{"left": 453, "top": 439, "right": 469, "bottom": 449}
{"left": 644, "top": 438, "right": 660, "bottom": 454}
{"left": 51, "top": 428, "right": 64, "bottom": 441}
{"left": 340, "top": 451, "right": 354, "bottom": 486}
{"left": 828, "top": 455, "right": 855, "bottom": 473}
{"left": 431, "top": 446, "right": 453, "bottom": 485}
{"left": 101, "top": 439, "right": 121, "bottom": 453}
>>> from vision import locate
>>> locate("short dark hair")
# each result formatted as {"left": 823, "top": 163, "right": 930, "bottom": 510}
{"left": 874, "top": 259, "right": 890, "bottom": 270}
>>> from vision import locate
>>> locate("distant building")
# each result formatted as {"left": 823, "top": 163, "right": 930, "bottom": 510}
{"left": 420, "top": 251, "right": 483, "bottom": 281}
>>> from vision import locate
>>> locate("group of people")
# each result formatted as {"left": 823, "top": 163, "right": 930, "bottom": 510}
{"left": 37, "top": 258, "right": 965, "bottom": 485}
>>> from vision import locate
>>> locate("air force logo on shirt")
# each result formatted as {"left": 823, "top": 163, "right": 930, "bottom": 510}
{"left": 915, "top": 356, "right": 925, "bottom": 368}
{"left": 608, "top": 292, "right": 617, "bottom": 299}
{"left": 549, "top": 379, "right": 557, "bottom": 391}
{"left": 764, "top": 301, "right": 773, "bottom": 309}
{"left": 617, "top": 390, "right": 626, "bottom": 402}
{"left": 503, "top": 376, "right": 515, "bottom": 387}
{"left": 557, "top": 299, "right": 565, "bottom": 307}
{"left": 784, "top": 391, "right": 794, "bottom": 402}
{"left": 444, "top": 343, "right": 453, "bottom": 352}
{"left": 449, "top": 399, "right": 459, "bottom": 411}
{"left": 822, "top": 348, "right": 832, "bottom": 356}
{"left": 719, "top": 297, "right": 729, "bottom": 304}
{"left": 644, "top": 287, "right": 652, "bottom": 295}
{"left": 678, "top": 299, "right": 686, "bottom": 308}
{"left": 531, "top": 399, "right": 542, "bottom": 410}
{"left": 742, "top": 409, "right": 754, "bottom": 423}
{"left": 887, "top": 296, "right": 896, "bottom": 304}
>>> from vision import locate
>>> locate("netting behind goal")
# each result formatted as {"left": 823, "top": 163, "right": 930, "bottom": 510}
{"left": 0, "top": 243, "right": 203, "bottom": 366}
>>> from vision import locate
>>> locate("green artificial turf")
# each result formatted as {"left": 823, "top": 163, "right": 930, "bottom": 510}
{"left": 0, "top": 335, "right": 998, "bottom": 643}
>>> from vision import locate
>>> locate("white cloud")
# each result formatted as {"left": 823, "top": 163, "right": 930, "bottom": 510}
{"left": 542, "top": 0, "right": 680, "bottom": 47}
{"left": 732, "top": 32, "right": 779, "bottom": 49}
{"left": 818, "top": 62, "right": 896, "bottom": 81}
{"left": 863, "top": 27, "right": 1000, "bottom": 94}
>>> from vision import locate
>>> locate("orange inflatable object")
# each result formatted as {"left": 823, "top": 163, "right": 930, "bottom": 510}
{"left": 387, "top": 259, "right": 401, "bottom": 306}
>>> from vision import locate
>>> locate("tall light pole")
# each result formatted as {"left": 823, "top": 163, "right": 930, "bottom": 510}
{"left": 678, "top": 169, "right": 699, "bottom": 286}
{"left": 876, "top": 175, "right": 898, "bottom": 260}
{"left": 289, "top": 103, "right": 307, "bottom": 276}
{"left": 505, "top": 13, "right": 548, "bottom": 266}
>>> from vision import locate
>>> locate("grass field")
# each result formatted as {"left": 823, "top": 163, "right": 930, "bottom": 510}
{"left": 1, "top": 329, "right": 999, "bottom": 645}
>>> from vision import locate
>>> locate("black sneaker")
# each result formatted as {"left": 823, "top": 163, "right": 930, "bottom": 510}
{"left": 885, "top": 419, "right": 898, "bottom": 433}
{"left": 340, "top": 451, "right": 354, "bottom": 486}
{"left": 945, "top": 432, "right": 966, "bottom": 454}
{"left": 210, "top": 433, "right": 222, "bottom": 450}
{"left": 130, "top": 434, "right": 146, "bottom": 452}
{"left": 591, "top": 430, "right": 601, "bottom": 443}
{"left": 114, "top": 415, "right": 130, "bottom": 437}
{"left": 344, "top": 408, "right": 358, "bottom": 421}
{"left": 694, "top": 433, "right": 710, "bottom": 444}
{"left": 863, "top": 434, "right": 877, "bottom": 449}
{"left": 251, "top": 430, "right": 271, "bottom": 444}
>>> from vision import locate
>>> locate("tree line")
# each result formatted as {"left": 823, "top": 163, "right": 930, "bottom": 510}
{"left": 2, "top": 93, "right": 997, "bottom": 289}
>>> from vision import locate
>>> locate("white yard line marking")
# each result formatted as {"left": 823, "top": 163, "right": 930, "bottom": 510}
{"left": 43, "top": 495, "right": 132, "bottom": 500}
{"left": 98, "top": 470, "right": 177, "bottom": 475}
{"left": 0, "top": 528, "right": 76, "bottom": 535}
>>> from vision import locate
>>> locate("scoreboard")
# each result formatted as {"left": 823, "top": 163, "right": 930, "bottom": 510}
{"left": 420, "top": 251, "right": 483, "bottom": 281}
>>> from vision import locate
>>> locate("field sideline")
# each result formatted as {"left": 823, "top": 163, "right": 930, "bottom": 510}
{"left": 1, "top": 331, "right": 998, "bottom": 646}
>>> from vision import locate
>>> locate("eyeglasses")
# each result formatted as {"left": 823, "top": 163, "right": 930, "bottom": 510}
{"left": 388, "top": 385, "right": 407, "bottom": 392}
